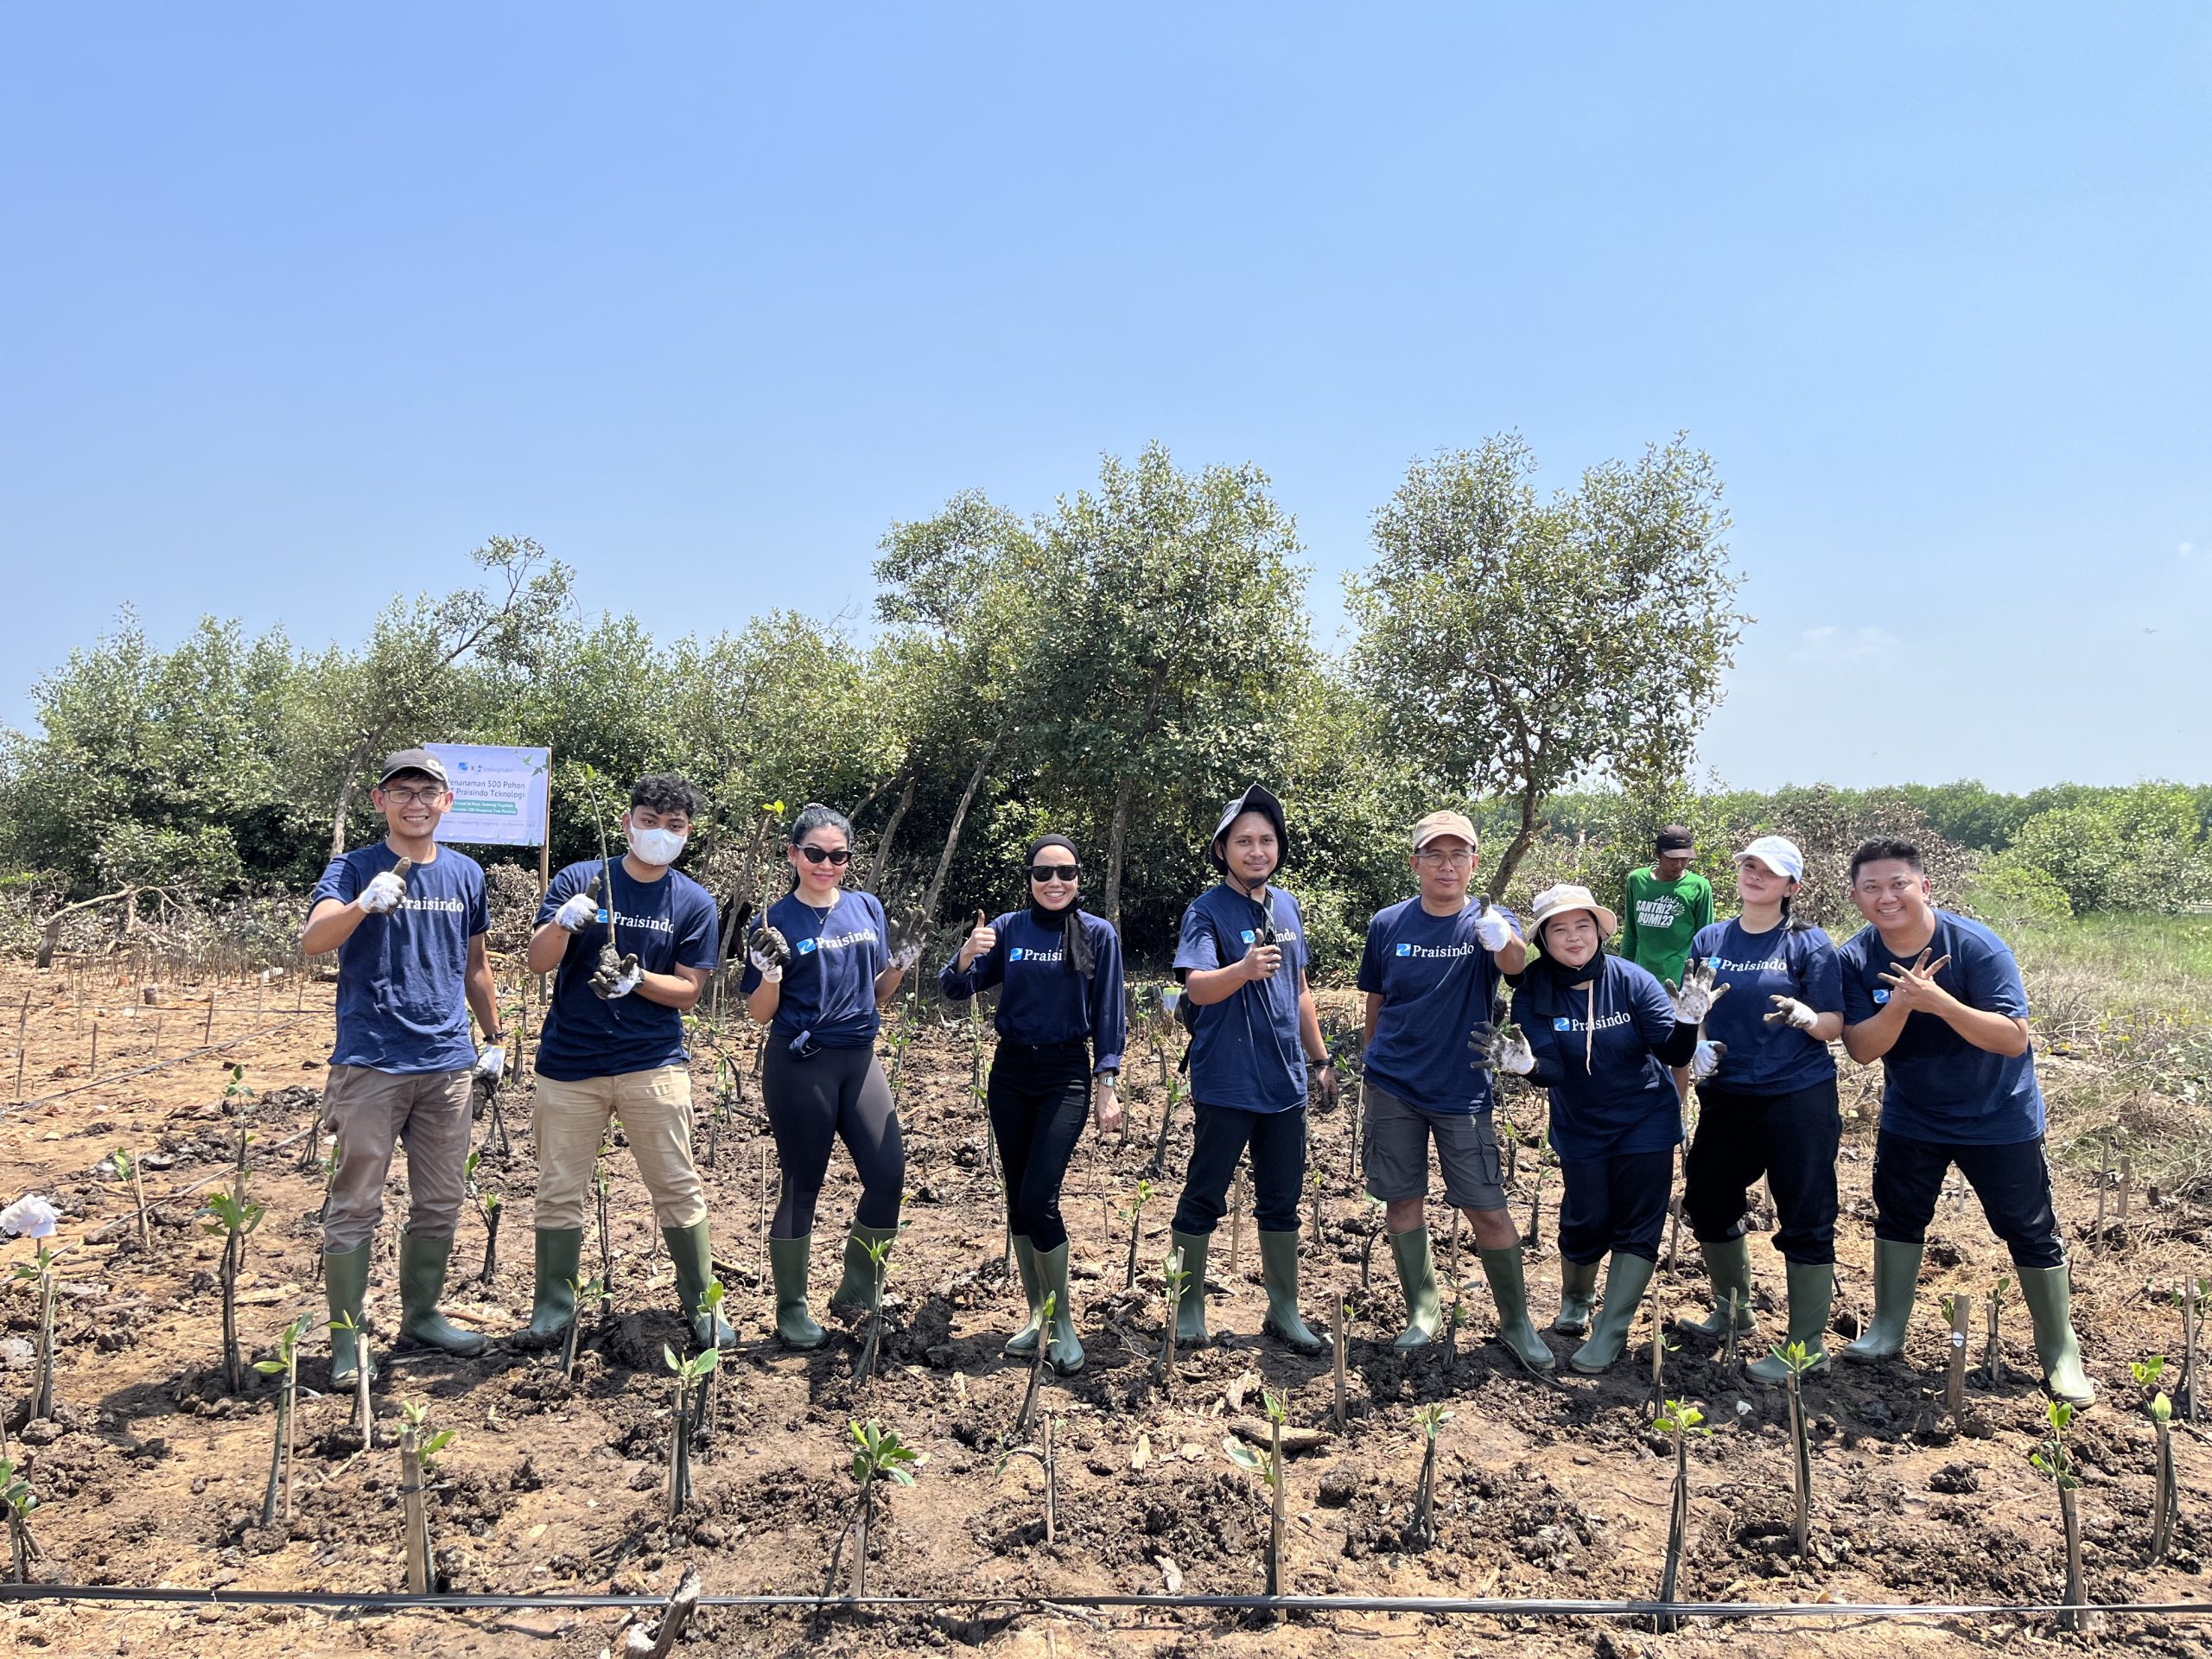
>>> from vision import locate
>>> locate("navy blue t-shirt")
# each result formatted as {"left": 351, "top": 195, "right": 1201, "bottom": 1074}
{"left": 938, "top": 909, "right": 1128, "bottom": 1072}
{"left": 1174, "top": 883, "right": 1309, "bottom": 1115}
{"left": 311, "top": 842, "right": 487, "bottom": 1074}
{"left": 1688, "top": 918, "right": 1842, "bottom": 1095}
{"left": 532, "top": 860, "right": 720, "bottom": 1083}
{"left": 1509, "top": 955, "right": 1683, "bottom": 1162}
{"left": 739, "top": 888, "right": 887, "bottom": 1049}
{"left": 1356, "top": 899, "right": 1522, "bottom": 1116}
{"left": 1838, "top": 910, "right": 2044, "bottom": 1144}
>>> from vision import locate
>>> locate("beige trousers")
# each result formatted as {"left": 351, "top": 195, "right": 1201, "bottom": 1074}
{"left": 321, "top": 1064, "right": 473, "bottom": 1252}
{"left": 531, "top": 1065, "right": 708, "bottom": 1230}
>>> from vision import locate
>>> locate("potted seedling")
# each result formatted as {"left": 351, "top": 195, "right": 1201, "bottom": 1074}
{"left": 200, "top": 1176, "right": 266, "bottom": 1394}
{"left": 996, "top": 1413, "right": 1060, "bottom": 1544}
{"left": 396, "top": 1401, "right": 454, "bottom": 1595}
{"left": 853, "top": 1234, "right": 894, "bottom": 1386}
{"left": 0, "top": 1459, "right": 36, "bottom": 1584}
{"left": 2134, "top": 1357, "right": 2178, "bottom": 1565}
{"left": 662, "top": 1344, "right": 719, "bottom": 1517}
{"left": 1983, "top": 1275, "right": 2010, "bottom": 1384}
{"left": 254, "top": 1313, "right": 315, "bottom": 1525}
{"left": 329, "top": 1310, "right": 373, "bottom": 1443}
{"left": 1221, "top": 1387, "right": 1290, "bottom": 1599}
{"left": 1408, "top": 1402, "right": 1452, "bottom": 1549}
{"left": 1653, "top": 1399, "right": 1709, "bottom": 1634}
{"left": 464, "top": 1150, "right": 503, "bottom": 1285}
{"left": 111, "top": 1149, "right": 151, "bottom": 1249}
{"left": 1120, "top": 1179, "right": 1154, "bottom": 1290}
{"left": 1770, "top": 1339, "right": 1819, "bottom": 1555}
{"left": 2031, "top": 1400, "right": 2088, "bottom": 1632}
{"left": 844, "top": 1419, "right": 922, "bottom": 1598}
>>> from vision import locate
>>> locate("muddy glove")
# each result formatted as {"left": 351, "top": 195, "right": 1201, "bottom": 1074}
{"left": 1664, "top": 960, "right": 1730, "bottom": 1024}
{"left": 1468, "top": 1020, "right": 1536, "bottom": 1076}
{"left": 1313, "top": 1058, "right": 1341, "bottom": 1110}
{"left": 1688, "top": 1039, "right": 1726, "bottom": 1081}
{"left": 1763, "top": 995, "right": 1820, "bottom": 1031}
{"left": 590, "top": 951, "right": 644, "bottom": 1000}
{"left": 1472, "top": 905, "right": 1514, "bottom": 952}
{"left": 747, "top": 925, "right": 790, "bottom": 984}
{"left": 359, "top": 867, "right": 408, "bottom": 914}
{"left": 553, "top": 888, "right": 600, "bottom": 931}
{"left": 885, "top": 912, "right": 925, "bottom": 976}
{"left": 473, "top": 1044, "right": 506, "bottom": 1081}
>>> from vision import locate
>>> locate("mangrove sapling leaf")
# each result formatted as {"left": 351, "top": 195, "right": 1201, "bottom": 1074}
{"left": 1120, "top": 1179, "right": 1154, "bottom": 1291}
{"left": 2134, "top": 1357, "right": 2179, "bottom": 1565}
{"left": 1984, "top": 1276, "right": 2009, "bottom": 1384}
{"left": 844, "top": 1420, "right": 922, "bottom": 1599}
{"left": 254, "top": 1313, "right": 314, "bottom": 1526}
{"left": 1770, "top": 1340, "right": 1819, "bottom": 1555}
{"left": 663, "top": 1344, "right": 719, "bottom": 1516}
{"left": 0, "top": 1458, "right": 39, "bottom": 1584}
{"left": 1651, "top": 1400, "right": 1709, "bottom": 1634}
{"left": 1409, "top": 1403, "right": 1452, "bottom": 1549}
{"left": 2031, "top": 1401, "right": 2088, "bottom": 1631}
{"left": 200, "top": 1179, "right": 267, "bottom": 1394}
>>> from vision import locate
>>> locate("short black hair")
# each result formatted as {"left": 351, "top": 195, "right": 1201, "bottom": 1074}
{"left": 1848, "top": 837, "right": 1923, "bottom": 886}
{"left": 631, "top": 773, "right": 707, "bottom": 821}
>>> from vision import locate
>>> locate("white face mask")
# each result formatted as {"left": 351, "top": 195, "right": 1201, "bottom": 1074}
{"left": 629, "top": 825, "right": 688, "bottom": 867}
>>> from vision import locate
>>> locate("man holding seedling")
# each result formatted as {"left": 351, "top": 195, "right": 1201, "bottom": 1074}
{"left": 518, "top": 774, "right": 731, "bottom": 1350}
{"left": 1167, "top": 784, "right": 1339, "bottom": 1356}
{"left": 1835, "top": 837, "right": 2092, "bottom": 1404}
{"left": 303, "top": 748, "right": 504, "bottom": 1384}
{"left": 1356, "top": 811, "right": 1553, "bottom": 1371}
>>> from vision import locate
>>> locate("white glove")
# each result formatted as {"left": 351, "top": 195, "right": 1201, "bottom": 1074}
{"left": 605, "top": 959, "right": 644, "bottom": 1000}
{"left": 889, "top": 942, "right": 923, "bottom": 974}
{"left": 1665, "top": 960, "right": 1730, "bottom": 1024}
{"left": 359, "top": 871, "right": 406, "bottom": 914}
{"left": 1689, "top": 1039, "right": 1726, "bottom": 1081}
{"left": 474, "top": 1045, "right": 506, "bottom": 1080}
{"left": 553, "top": 891, "right": 599, "bottom": 931}
{"left": 1473, "top": 905, "right": 1514, "bottom": 952}
{"left": 1764, "top": 995, "right": 1820, "bottom": 1032}
{"left": 1470, "top": 1021, "right": 1536, "bottom": 1076}
{"left": 747, "top": 928, "right": 787, "bottom": 983}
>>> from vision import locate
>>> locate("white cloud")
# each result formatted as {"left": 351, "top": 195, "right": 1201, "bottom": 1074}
{"left": 1790, "top": 625, "right": 1899, "bottom": 665}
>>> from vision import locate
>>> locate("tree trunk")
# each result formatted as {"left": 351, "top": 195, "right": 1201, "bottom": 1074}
{"left": 868, "top": 772, "right": 918, "bottom": 895}
{"left": 1486, "top": 783, "right": 1544, "bottom": 905}
{"left": 327, "top": 737, "right": 377, "bottom": 860}
{"left": 918, "top": 738, "right": 997, "bottom": 922}
{"left": 1103, "top": 775, "right": 1138, "bottom": 925}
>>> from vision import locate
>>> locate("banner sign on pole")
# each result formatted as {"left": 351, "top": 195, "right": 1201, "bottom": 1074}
{"left": 426, "top": 744, "right": 550, "bottom": 848}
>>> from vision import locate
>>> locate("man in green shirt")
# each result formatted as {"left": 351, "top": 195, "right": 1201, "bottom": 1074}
{"left": 1620, "top": 825, "right": 1714, "bottom": 986}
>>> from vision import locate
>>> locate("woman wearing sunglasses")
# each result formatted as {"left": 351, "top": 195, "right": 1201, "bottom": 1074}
{"left": 939, "top": 835, "right": 1127, "bottom": 1374}
{"left": 741, "top": 804, "right": 922, "bottom": 1348}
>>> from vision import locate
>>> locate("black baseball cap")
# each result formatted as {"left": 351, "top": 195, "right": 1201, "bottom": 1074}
{"left": 1655, "top": 825, "right": 1695, "bottom": 855}
{"left": 377, "top": 748, "right": 449, "bottom": 788}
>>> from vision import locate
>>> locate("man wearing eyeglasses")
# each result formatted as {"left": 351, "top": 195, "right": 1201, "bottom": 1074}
{"left": 303, "top": 748, "right": 504, "bottom": 1385}
{"left": 1355, "top": 811, "right": 1552, "bottom": 1372}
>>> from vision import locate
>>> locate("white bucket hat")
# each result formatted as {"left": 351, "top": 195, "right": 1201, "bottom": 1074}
{"left": 1527, "top": 882, "right": 1619, "bottom": 941}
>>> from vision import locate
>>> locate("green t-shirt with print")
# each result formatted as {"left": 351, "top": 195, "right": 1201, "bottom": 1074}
{"left": 1619, "top": 867, "right": 1714, "bottom": 986}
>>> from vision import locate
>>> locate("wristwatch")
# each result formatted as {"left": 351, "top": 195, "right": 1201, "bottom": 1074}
{"left": 1095, "top": 1069, "right": 1119, "bottom": 1084}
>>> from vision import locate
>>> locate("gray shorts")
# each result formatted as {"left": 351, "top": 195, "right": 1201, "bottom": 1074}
{"left": 1362, "top": 1082, "right": 1507, "bottom": 1211}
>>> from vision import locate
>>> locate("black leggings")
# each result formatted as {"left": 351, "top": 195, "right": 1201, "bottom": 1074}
{"left": 1682, "top": 1077, "right": 1841, "bottom": 1264}
{"left": 988, "top": 1039, "right": 1091, "bottom": 1253}
{"left": 762, "top": 1042, "right": 905, "bottom": 1238}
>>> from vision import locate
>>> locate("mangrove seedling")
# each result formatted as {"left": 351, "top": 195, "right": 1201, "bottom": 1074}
{"left": 1221, "top": 1387, "right": 1290, "bottom": 1598}
{"left": 1160, "top": 1249, "right": 1191, "bottom": 1380}
{"left": 845, "top": 1419, "right": 922, "bottom": 1598}
{"left": 1522, "top": 1133, "right": 1549, "bottom": 1250}
{"left": 1408, "top": 1402, "right": 1452, "bottom": 1549}
{"left": 8, "top": 1240, "right": 66, "bottom": 1424}
{"left": 996, "top": 1413, "right": 1060, "bottom": 1545}
{"left": 200, "top": 1178, "right": 267, "bottom": 1393}
{"left": 111, "top": 1148, "right": 151, "bottom": 1248}
{"left": 395, "top": 1400, "right": 454, "bottom": 1595}
{"left": 2134, "top": 1357, "right": 2178, "bottom": 1564}
{"left": 1983, "top": 1275, "right": 2010, "bottom": 1384}
{"left": 1653, "top": 1399, "right": 1709, "bottom": 1634}
{"left": 2174, "top": 1278, "right": 2209, "bottom": 1422}
{"left": 1120, "top": 1179, "right": 1154, "bottom": 1291}
{"left": 464, "top": 1150, "right": 503, "bottom": 1284}
{"left": 691, "top": 1281, "right": 728, "bottom": 1440}
{"left": 1941, "top": 1293, "right": 1970, "bottom": 1417}
{"left": 593, "top": 1157, "right": 616, "bottom": 1313}
{"left": 0, "top": 1459, "right": 37, "bottom": 1585}
{"left": 663, "top": 1344, "right": 719, "bottom": 1517}
{"left": 1332, "top": 1294, "right": 1350, "bottom": 1430}
{"left": 1770, "top": 1339, "right": 1819, "bottom": 1555}
{"left": 254, "top": 1313, "right": 315, "bottom": 1525}
{"left": 330, "top": 1310, "right": 373, "bottom": 1442}
{"left": 1145, "top": 1068, "right": 1186, "bottom": 1180}
{"left": 225, "top": 1065, "right": 257, "bottom": 1167}
{"left": 2031, "top": 1400, "right": 2087, "bottom": 1631}
{"left": 854, "top": 1234, "right": 894, "bottom": 1386}
{"left": 1012, "top": 1291, "right": 1054, "bottom": 1442}
{"left": 562, "top": 1274, "right": 603, "bottom": 1382}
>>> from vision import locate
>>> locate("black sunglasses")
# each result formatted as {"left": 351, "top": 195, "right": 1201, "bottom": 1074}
{"left": 798, "top": 844, "right": 852, "bottom": 866}
{"left": 1028, "top": 863, "right": 1079, "bottom": 882}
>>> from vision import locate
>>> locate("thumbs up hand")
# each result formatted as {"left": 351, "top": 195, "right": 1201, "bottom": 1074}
{"left": 957, "top": 909, "right": 997, "bottom": 971}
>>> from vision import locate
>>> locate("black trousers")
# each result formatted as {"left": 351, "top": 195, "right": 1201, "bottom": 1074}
{"left": 1557, "top": 1148, "right": 1675, "bottom": 1264}
{"left": 761, "top": 1042, "right": 905, "bottom": 1237}
{"left": 1872, "top": 1128, "right": 2064, "bottom": 1270}
{"left": 1173, "top": 1101, "right": 1307, "bottom": 1235}
{"left": 988, "top": 1039, "right": 1092, "bottom": 1253}
{"left": 1682, "top": 1077, "right": 1842, "bottom": 1264}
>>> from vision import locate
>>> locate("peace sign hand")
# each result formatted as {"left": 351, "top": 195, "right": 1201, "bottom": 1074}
{"left": 1876, "top": 948, "right": 1954, "bottom": 1014}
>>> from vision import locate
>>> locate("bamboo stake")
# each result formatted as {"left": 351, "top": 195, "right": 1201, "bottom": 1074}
{"left": 1332, "top": 1292, "right": 1348, "bottom": 1431}
{"left": 1946, "top": 1296, "right": 1970, "bottom": 1419}
{"left": 1227, "top": 1172, "right": 1244, "bottom": 1277}
{"left": 2118, "top": 1156, "right": 2133, "bottom": 1223}
{"left": 12, "top": 995, "right": 28, "bottom": 1102}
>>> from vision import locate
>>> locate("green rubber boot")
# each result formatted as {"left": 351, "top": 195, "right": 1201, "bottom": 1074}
{"left": 1745, "top": 1260, "right": 1834, "bottom": 1382}
{"left": 2020, "top": 1263, "right": 2095, "bottom": 1407}
{"left": 1004, "top": 1235, "right": 1045, "bottom": 1357}
{"left": 1387, "top": 1227, "right": 1443, "bottom": 1349}
{"left": 324, "top": 1243, "right": 376, "bottom": 1385}
{"left": 1170, "top": 1229, "right": 1211, "bottom": 1347}
{"left": 830, "top": 1222, "right": 899, "bottom": 1313}
{"left": 519, "top": 1226, "right": 582, "bottom": 1347}
{"left": 768, "top": 1234, "right": 824, "bottom": 1350}
{"left": 398, "top": 1234, "right": 487, "bottom": 1357}
{"left": 664, "top": 1222, "right": 736, "bottom": 1349}
{"left": 1479, "top": 1245, "right": 1557, "bottom": 1374}
{"left": 1554, "top": 1256, "right": 1601, "bottom": 1335}
{"left": 1678, "top": 1235, "right": 1760, "bottom": 1341}
{"left": 1840, "top": 1239, "right": 1923, "bottom": 1364}
{"left": 1569, "top": 1253, "right": 1656, "bottom": 1375}
{"left": 1257, "top": 1230, "right": 1325, "bottom": 1356}
{"left": 1036, "top": 1242, "right": 1084, "bottom": 1375}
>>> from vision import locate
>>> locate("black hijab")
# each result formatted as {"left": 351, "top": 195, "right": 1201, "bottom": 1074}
{"left": 1025, "top": 834, "right": 1095, "bottom": 977}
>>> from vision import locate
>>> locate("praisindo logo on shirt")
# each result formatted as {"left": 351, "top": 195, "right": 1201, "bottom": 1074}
{"left": 395, "top": 894, "right": 468, "bottom": 916}
{"left": 1872, "top": 988, "right": 1891, "bottom": 1004}
{"left": 802, "top": 928, "right": 880, "bottom": 954}
{"left": 607, "top": 910, "right": 676, "bottom": 936}
{"left": 1396, "top": 941, "right": 1475, "bottom": 960}
{"left": 1712, "top": 954, "right": 1785, "bottom": 975}
{"left": 1009, "top": 946, "right": 1065, "bottom": 963}
{"left": 1238, "top": 928, "right": 1300, "bottom": 944}
{"left": 1550, "top": 1010, "right": 1634, "bottom": 1034}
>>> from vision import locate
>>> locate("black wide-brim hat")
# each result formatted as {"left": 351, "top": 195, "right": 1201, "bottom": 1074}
{"left": 1210, "top": 783, "right": 1287, "bottom": 871}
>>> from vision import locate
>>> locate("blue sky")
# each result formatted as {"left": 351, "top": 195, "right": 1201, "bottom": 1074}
{"left": 4, "top": 5, "right": 2207, "bottom": 791}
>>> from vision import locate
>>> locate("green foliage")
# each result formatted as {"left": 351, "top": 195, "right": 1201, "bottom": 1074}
{"left": 2006, "top": 783, "right": 2212, "bottom": 916}
{"left": 2031, "top": 1400, "right": 2080, "bottom": 1490}
{"left": 397, "top": 1400, "right": 457, "bottom": 1471}
{"left": 847, "top": 1420, "right": 922, "bottom": 1487}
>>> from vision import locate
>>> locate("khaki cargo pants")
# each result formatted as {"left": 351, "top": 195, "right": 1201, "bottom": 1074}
{"left": 321, "top": 1064, "right": 473, "bottom": 1252}
{"left": 532, "top": 1065, "right": 708, "bottom": 1230}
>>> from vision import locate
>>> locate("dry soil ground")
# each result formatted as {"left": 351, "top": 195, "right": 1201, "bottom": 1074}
{"left": 1, "top": 957, "right": 2209, "bottom": 1659}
